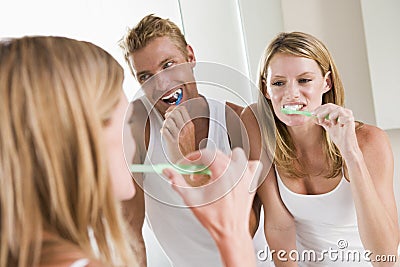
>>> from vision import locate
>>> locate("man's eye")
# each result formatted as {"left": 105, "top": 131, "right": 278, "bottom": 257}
{"left": 139, "top": 74, "right": 151, "bottom": 82}
{"left": 299, "top": 78, "right": 312, "bottom": 83}
{"left": 272, "top": 81, "right": 284, "bottom": 86}
{"left": 163, "top": 61, "right": 173, "bottom": 69}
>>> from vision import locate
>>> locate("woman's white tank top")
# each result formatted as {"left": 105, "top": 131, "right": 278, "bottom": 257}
{"left": 276, "top": 169, "right": 371, "bottom": 266}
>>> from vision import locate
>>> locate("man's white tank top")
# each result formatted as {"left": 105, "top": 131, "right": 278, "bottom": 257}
{"left": 140, "top": 96, "right": 270, "bottom": 266}
{"left": 276, "top": 169, "right": 372, "bottom": 266}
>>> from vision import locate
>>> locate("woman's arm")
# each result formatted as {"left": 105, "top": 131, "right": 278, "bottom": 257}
{"left": 241, "top": 105, "right": 298, "bottom": 266}
{"left": 259, "top": 172, "right": 298, "bottom": 266}
{"left": 348, "top": 125, "right": 398, "bottom": 265}
{"left": 314, "top": 104, "right": 399, "bottom": 266}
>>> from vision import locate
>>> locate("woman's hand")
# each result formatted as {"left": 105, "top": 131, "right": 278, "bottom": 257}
{"left": 313, "top": 103, "right": 359, "bottom": 158}
{"left": 162, "top": 148, "right": 262, "bottom": 238}
{"left": 163, "top": 148, "right": 262, "bottom": 266}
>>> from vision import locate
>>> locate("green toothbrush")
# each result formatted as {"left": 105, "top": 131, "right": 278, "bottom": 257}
{"left": 130, "top": 164, "right": 211, "bottom": 175}
{"left": 281, "top": 107, "right": 313, "bottom": 117}
{"left": 281, "top": 107, "right": 329, "bottom": 119}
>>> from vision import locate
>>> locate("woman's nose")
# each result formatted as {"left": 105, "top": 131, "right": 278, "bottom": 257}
{"left": 284, "top": 82, "right": 300, "bottom": 99}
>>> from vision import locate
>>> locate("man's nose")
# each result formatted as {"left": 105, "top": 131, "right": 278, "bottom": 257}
{"left": 155, "top": 70, "right": 173, "bottom": 93}
{"left": 143, "top": 70, "right": 173, "bottom": 101}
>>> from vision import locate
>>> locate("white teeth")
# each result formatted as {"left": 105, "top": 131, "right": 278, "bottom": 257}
{"left": 283, "top": 104, "right": 303, "bottom": 111}
{"left": 161, "top": 88, "right": 182, "bottom": 101}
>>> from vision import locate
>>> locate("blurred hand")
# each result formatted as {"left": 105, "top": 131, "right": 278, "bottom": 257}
{"left": 162, "top": 148, "right": 263, "bottom": 238}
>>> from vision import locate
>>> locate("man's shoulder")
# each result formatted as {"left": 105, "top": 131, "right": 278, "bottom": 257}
{"left": 241, "top": 103, "right": 258, "bottom": 119}
{"left": 129, "top": 98, "right": 150, "bottom": 161}
{"left": 225, "top": 101, "right": 244, "bottom": 116}
{"left": 129, "top": 98, "right": 150, "bottom": 125}
{"left": 131, "top": 98, "right": 147, "bottom": 113}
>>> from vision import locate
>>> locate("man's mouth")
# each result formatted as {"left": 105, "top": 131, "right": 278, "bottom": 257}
{"left": 161, "top": 88, "right": 183, "bottom": 105}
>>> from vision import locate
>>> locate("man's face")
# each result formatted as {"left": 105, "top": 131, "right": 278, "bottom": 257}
{"left": 129, "top": 36, "right": 198, "bottom": 117}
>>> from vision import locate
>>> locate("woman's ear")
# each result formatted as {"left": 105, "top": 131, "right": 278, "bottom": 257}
{"left": 323, "top": 71, "right": 332, "bottom": 93}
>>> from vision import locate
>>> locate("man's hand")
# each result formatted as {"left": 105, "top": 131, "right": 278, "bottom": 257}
{"left": 161, "top": 105, "right": 196, "bottom": 163}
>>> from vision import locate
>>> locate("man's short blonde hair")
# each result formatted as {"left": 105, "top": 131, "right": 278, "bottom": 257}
{"left": 119, "top": 14, "right": 188, "bottom": 75}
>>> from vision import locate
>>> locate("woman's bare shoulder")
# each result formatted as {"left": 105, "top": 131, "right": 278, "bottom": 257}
{"left": 41, "top": 258, "right": 106, "bottom": 267}
{"left": 355, "top": 122, "right": 393, "bottom": 172}
{"left": 40, "top": 235, "right": 105, "bottom": 267}
{"left": 356, "top": 123, "right": 391, "bottom": 152}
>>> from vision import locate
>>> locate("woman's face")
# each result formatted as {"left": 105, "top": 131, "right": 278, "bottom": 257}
{"left": 265, "top": 53, "right": 331, "bottom": 126}
{"left": 104, "top": 92, "right": 136, "bottom": 200}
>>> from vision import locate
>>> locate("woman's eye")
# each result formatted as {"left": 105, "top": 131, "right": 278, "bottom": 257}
{"left": 299, "top": 78, "right": 312, "bottom": 83}
{"left": 163, "top": 61, "right": 173, "bottom": 69}
{"left": 272, "top": 81, "right": 284, "bottom": 86}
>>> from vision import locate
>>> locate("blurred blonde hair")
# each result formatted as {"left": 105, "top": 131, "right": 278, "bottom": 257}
{"left": 257, "top": 32, "right": 344, "bottom": 178}
{"left": 119, "top": 14, "right": 188, "bottom": 76}
{"left": 0, "top": 36, "right": 137, "bottom": 266}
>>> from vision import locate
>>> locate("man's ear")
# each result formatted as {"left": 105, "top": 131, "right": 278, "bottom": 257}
{"left": 262, "top": 78, "right": 271, "bottom": 99}
{"left": 186, "top": 44, "right": 196, "bottom": 67}
{"left": 323, "top": 71, "right": 332, "bottom": 93}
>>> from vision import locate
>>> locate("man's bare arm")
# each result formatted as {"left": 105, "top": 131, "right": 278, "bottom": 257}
{"left": 226, "top": 101, "right": 244, "bottom": 148}
{"left": 225, "top": 102, "right": 262, "bottom": 236}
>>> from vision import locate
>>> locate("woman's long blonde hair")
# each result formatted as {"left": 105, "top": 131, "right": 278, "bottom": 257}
{"left": 257, "top": 32, "right": 344, "bottom": 178}
{"left": 0, "top": 36, "right": 137, "bottom": 266}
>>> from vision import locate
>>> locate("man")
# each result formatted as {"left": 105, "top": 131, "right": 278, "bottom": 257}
{"left": 119, "top": 14, "right": 261, "bottom": 266}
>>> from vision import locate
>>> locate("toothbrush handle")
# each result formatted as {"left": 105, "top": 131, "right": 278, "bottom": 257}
{"left": 130, "top": 164, "right": 211, "bottom": 175}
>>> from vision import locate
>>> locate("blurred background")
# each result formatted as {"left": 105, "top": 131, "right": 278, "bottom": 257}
{"left": 1, "top": 0, "right": 399, "bottom": 266}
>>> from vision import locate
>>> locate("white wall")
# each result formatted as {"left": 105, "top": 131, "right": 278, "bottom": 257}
{"left": 360, "top": 0, "right": 400, "bottom": 130}
{"left": 179, "top": 0, "right": 253, "bottom": 106}
{"left": 238, "top": 0, "right": 284, "bottom": 99}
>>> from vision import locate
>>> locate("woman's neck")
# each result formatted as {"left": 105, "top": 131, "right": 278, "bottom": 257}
{"left": 287, "top": 122, "right": 324, "bottom": 156}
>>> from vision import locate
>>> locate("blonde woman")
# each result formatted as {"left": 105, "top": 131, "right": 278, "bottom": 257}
{"left": 0, "top": 36, "right": 138, "bottom": 267}
{"left": 241, "top": 32, "right": 399, "bottom": 266}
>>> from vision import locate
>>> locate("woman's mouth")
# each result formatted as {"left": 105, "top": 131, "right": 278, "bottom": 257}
{"left": 161, "top": 88, "right": 183, "bottom": 105}
{"left": 282, "top": 104, "right": 304, "bottom": 111}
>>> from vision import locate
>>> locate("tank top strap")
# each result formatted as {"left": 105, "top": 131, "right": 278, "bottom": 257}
{"left": 139, "top": 95, "right": 163, "bottom": 126}
{"left": 204, "top": 97, "right": 231, "bottom": 155}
